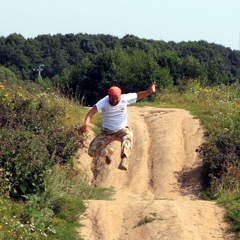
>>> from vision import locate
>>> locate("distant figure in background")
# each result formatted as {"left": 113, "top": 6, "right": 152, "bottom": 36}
{"left": 78, "top": 82, "right": 156, "bottom": 170}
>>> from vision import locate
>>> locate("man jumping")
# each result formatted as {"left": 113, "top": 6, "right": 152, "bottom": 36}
{"left": 78, "top": 82, "right": 156, "bottom": 170}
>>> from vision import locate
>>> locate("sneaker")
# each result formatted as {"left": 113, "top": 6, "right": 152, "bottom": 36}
{"left": 105, "top": 148, "right": 114, "bottom": 165}
{"left": 118, "top": 158, "right": 128, "bottom": 170}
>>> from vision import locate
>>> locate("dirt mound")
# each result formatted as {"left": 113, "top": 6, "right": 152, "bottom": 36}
{"left": 77, "top": 107, "right": 233, "bottom": 240}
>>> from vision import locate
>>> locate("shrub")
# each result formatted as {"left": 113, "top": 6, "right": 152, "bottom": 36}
{"left": 0, "top": 66, "right": 17, "bottom": 82}
{"left": 0, "top": 127, "right": 50, "bottom": 196}
{"left": 198, "top": 130, "right": 240, "bottom": 189}
{"left": 0, "top": 80, "right": 82, "bottom": 198}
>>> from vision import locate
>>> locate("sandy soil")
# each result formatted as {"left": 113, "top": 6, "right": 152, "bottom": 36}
{"left": 77, "top": 106, "right": 233, "bottom": 240}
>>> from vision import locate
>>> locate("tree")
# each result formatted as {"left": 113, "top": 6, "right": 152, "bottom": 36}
{"left": 229, "top": 50, "right": 240, "bottom": 78}
{"left": 181, "top": 56, "right": 207, "bottom": 81}
{"left": 157, "top": 51, "right": 182, "bottom": 84}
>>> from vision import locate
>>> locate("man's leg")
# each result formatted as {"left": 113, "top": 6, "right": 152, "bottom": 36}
{"left": 115, "top": 127, "right": 133, "bottom": 170}
{"left": 88, "top": 131, "right": 115, "bottom": 164}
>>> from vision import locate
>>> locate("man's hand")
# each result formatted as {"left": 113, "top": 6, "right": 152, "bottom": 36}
{"left": 137, "top": 82, "right": 157, "bottom": 101}
{"left": 77, "top": 106, "right": 98, "bottom": 135}
{"left": 151, "top": 81, "right": 156, "bottom": 93}
{"left": 78, "top": 124, "right": 88, "bottom": 134}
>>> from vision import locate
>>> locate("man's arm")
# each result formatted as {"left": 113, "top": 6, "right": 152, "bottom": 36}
{"left": 78, "top": 105, "right": 98, "bottom": 133}
{"left": 137, "top": 82, "right": 156, "bottom": 101}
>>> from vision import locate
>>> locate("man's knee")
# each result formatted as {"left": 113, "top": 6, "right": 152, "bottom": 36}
{"left": 88, "top": 148, "right": 97, "bottom": 157}
{"left": 88, "top": 147, "right": 107, "bottom": 158}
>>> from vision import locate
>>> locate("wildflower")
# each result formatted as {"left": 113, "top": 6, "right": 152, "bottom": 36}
{"left": 0, "top": 84, "right": 5, "bottom": 89}
{"left": 0, "top": 224, "right": 2, "bottom": 229}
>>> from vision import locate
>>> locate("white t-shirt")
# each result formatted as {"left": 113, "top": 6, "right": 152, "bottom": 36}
{"left": 95, "top": 93, "right": 137, "bottom": 131}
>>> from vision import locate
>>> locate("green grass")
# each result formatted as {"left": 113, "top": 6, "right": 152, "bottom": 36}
{"left": 134, "top": 216, "right": 155, "bottom": 228}
{"left": 133, "top": 213, "right": 165, "bottom": 229}
{"left": 217, "top": 191, "right": 240, "bottom": 239}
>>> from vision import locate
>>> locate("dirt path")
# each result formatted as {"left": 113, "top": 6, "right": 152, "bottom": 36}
{"left": 77, "top": 106, "right": 233, "bottom": 240}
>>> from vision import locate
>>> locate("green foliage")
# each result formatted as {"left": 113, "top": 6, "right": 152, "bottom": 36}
{"left": 0, "top": 66, "right": 17, "bottom": 82}
{"left": 35, "top": 76, "right": 54, "bottom": 90}
{"left": 0, "top": 162, "right": 113, "bottom": 239}
{"left": 133, "top": 212, "right": 164, "bottom": 228}
{"left": 0, "top": 196, "right": 55, "bottom": 239}
{"left": 118, "top": 48, "right": 173, "bottom": 90}
{"left": 204, "top": 161, "right": 240, "bottom": 199}
{"left": 217, "top": 191, "right": 240, "bottom": 235}
{"left": 1, "top": 33, "right": 240, "bottom": 98}
{"left": 182, "top": 56, "right": 207, "bottom": 80}
{"left": 199, "top": 130, "right": 240, "bottom": 191}
{"left": 174, "top": 40, "right": 236, "bottom": 84}
{"left": 157, "top": 50, "right": 182, "bottom": 83}
{"left": 0, "top": 80, "right": 81, "bottom": 198}
{"left": 0, "top": 168, "right": 80, "bottom": 238}
{"left": 19, "top": 165, "right": 87, "bottom": 236}
{"left": 59, "top": 47, "right": 173, "bottom": 105}
{"left": 134, "top": 216, "right": 155, "bottom": 227}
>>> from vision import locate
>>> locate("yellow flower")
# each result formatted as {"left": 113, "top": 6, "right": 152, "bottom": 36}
{"left": 4, "top": 93, "right": 9, "bottom": 98}
{"left": 0, "top": 224, "right": 2, "bottom": 229}
{"left": 0, "top": 84, "right": 5, "bottom": 89}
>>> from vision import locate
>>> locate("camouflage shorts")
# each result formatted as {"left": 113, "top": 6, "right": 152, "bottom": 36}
{"left": 88, "top": 126, "right": 133, "bottom": 159}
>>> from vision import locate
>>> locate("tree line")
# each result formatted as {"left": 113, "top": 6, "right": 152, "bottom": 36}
{"left": 0, "top": 33, "right": 240, "bottom": 105}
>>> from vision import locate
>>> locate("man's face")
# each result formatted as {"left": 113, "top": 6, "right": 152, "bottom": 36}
{"left": 109, "top": 95, "right": 121, "bottom": 106}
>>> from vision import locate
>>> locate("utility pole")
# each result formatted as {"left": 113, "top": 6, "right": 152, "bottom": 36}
{"left": 37, "top": 64, "right": 44, "bottom": 77}
{"left": 33, "top": 64, "right": 44, "bottom": 77}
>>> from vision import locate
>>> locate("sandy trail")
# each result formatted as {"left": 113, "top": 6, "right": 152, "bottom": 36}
{"left": 77, "top": 107, "right": 233, "bottom": 240}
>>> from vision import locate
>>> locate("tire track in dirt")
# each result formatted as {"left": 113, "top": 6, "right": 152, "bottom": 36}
{"left": 78, "top": 107, "right": 233, "bottom": 240}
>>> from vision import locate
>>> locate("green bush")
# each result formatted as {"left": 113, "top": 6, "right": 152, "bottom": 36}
{"left": 0, "top": 127, "right": 50, "bottom": 196}
{"left": 0, "top": 66, "right": 17, "bottom": 82}
{"left": 0, "top": 81, "right": 81, "bottom": 198}
{"left": 198, "top": 130, "right": 240, "bottom": 188}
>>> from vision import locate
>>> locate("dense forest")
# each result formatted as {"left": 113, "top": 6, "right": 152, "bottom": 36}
{"left": 1, "top": 33, "right": 240, "bottom": 105}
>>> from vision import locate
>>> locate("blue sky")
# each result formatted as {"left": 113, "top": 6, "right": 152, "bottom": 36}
{"left": 1, "top": 0, "right": 240, "bottom": 50}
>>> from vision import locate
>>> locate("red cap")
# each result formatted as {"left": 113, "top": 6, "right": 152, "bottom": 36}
{"left": 108, "top": 86, "right": 121, "bottom": 97}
